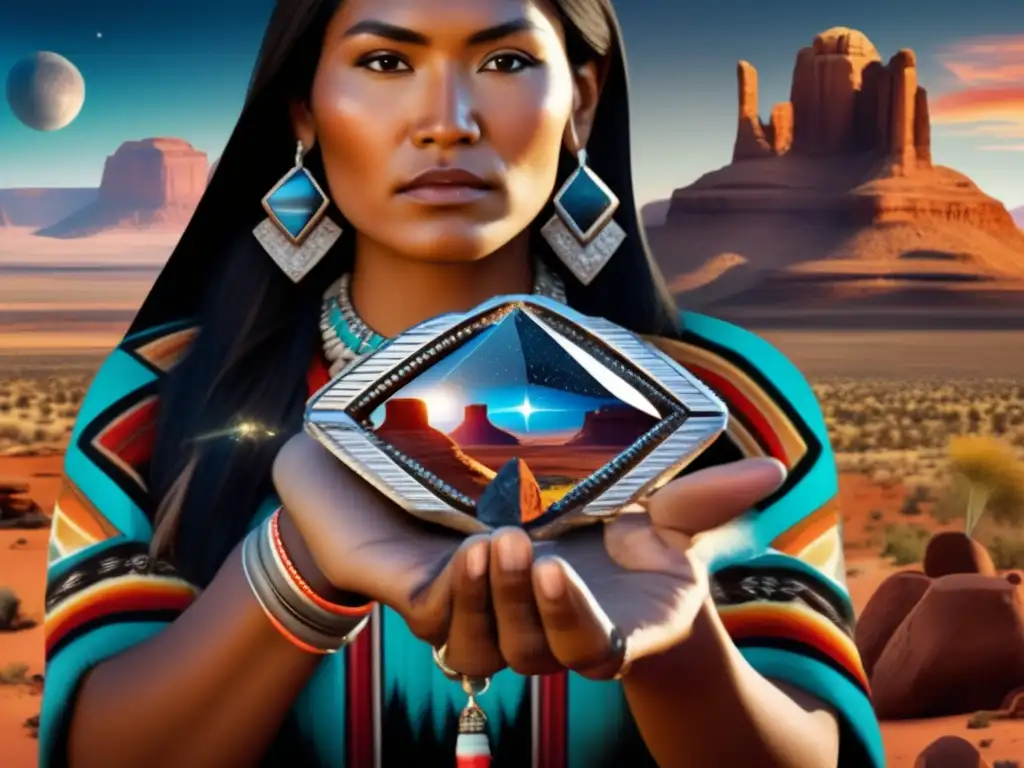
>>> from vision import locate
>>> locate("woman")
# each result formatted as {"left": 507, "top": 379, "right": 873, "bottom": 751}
{"left": 39, "top": 0, "right": 884, "bottom": 766}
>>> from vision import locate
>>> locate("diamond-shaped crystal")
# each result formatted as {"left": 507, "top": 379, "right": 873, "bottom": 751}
{"left": 367, "top": 308, "right": 661, "bottom": 516}
{"left": 307, "top": 296, "right": 728, "bottom": 538}
{"left": 264, "top": 167, "right": 327, "bottom": 242}
{"left": 554, "top": 166, "right": 618, "bottom": 242}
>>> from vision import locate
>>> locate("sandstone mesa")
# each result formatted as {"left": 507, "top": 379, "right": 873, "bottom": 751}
{"left": 36, "top": 138, "right": 208, "bottom": 238}
{"left": 649, "top": 27, "right": 1024, "bottom": 320}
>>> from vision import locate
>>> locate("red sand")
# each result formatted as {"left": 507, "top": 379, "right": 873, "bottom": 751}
{"left": 1, "top": 456, "right": 61, "bottom": 768}
{"left": 1, "top": 459, "right": 1022, "bottom": 765}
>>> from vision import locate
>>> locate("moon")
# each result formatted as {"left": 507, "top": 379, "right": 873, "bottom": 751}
{"left": 5, "top": 51, "right": 86, "bottom": 132}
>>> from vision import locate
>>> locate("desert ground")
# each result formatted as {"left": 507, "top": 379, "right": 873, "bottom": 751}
{"left": 1, "top": 230, "right": 1023, "bottom": 765}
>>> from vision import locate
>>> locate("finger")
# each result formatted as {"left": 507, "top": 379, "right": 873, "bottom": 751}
{"left": 442, "top": 535, "right": 505, "bottom": 678}
{"left": 532, "top": 556, "right": 624, "bottom": 680}
{"left": 603, "top": 513, "right": 695, "bottom": 577}
{"left": 647, "top": 457, "right": 787, "bottom": 535}
{"left": 489, "top": 528, "right": 562, "bottom": 676}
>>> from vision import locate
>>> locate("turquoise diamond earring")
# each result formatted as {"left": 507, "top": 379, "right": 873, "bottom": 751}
{"left": 540, "top": 148, "right": 626, "bottom": 286}
{"left": 253, "top": 140, "right": 342, "bottom": 283}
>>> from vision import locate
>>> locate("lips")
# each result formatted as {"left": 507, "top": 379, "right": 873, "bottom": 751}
{"left": 395, "top": 167, "right": 496, "bottom": 206}
{"left": 396, "top": 168, "right": 494, "bottom": 193}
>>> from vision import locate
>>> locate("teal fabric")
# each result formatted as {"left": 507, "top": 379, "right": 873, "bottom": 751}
{"left": 40, "top": 313, "right": 885, "bottom": 768}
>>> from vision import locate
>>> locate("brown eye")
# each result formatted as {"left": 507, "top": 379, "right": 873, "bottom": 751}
{"left": 480, "top": 53, "right": 534, "bottom": 73}
{"left": 361, "top": 54, "right": 411, "bottom": 73}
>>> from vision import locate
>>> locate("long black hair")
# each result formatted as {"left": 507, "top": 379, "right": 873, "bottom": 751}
{"left": 142, "top": 0, "right": 681, "bottom": 588}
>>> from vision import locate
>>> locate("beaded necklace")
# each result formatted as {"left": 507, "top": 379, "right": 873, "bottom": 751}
{"left": 319, "top": 260, "right": 567, "bottom": 375}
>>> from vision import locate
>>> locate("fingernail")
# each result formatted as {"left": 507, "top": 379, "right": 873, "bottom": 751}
{"left": 765, "top": 457, "right": 788, "bottom": 481}
{"left": 498, "top": 535, "right": 527, "bottom": 571}
{"left": 536, "top": 561, "right": 565, "bottom": 600}
{"left": 466, "top": 544, "right": 487, "bottom": 579}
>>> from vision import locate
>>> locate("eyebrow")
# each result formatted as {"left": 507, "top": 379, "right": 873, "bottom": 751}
{"left": 340, "top": 18, "right": 540, "bottom": 46}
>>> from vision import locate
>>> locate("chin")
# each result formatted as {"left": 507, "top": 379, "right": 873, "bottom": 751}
{"left": 391, "top": 220, "right": 524, "bottom": 264}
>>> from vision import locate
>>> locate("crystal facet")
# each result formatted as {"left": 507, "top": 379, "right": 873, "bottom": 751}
{"left": 553, "top": 165, "right": 619, "bottom": 243}
{"left": 263, "top": 167, "right": 328, "bottom": 243}
{"left": 366, "top": 308, "right": 662, "bottom": 516}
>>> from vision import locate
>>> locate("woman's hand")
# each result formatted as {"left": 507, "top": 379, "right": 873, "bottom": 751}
{"left": 438, "top": 456, "right": 786, "bottom": 679}
{"left": 272, "top": 431, "right": 785, "bottom": 678}
{"left": 272, "top": 431, "right": 482, "bottom": 644}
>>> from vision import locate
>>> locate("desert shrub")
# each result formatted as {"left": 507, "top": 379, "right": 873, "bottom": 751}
{"left": 869, "top": 509, "right": 884, "bottom": 521}
{"left": 0, "top": 661, "right": 29, "bottom": 685}
{"left": 967, "top": 711, "right": 992, "bottom": 728}
{"left": 0, "top": 586, "right": 19, "bottom": 629}
{"left": 816, "top": 380, "right": 1024, "bottom": 475}
{"left": 881, "top": 524, "right": 931, "bottom": 565}
{"left": 900, "top": 493, "right": 923, "bottom": 516}
{"left": 946, "top": 436, "right": 1024, "bottom": 532}
{"left": 0, "top": 372, "right": 93, "bottom": 453}
{"left": 988, "top": 535, "right": 1024, "bottom": 570}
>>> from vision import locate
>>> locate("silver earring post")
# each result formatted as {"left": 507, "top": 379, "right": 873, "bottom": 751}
{"left": 540, "top": 146, "right": 626, "bottom": 286}
{"left": 253, "top": 140, "right": 343, "bottom": 283}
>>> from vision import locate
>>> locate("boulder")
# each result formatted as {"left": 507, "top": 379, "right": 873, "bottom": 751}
{"left": 872, "top": 574, "right": 1024, "bottom": 718}
{"left": 854, "top": 570, "right": 932, "bottom": 678}
{"left": 913, "top": 736, "right": 990, "bottom": 768}
{"left": 924, "top": 532, "right": 997, "bottom": 578}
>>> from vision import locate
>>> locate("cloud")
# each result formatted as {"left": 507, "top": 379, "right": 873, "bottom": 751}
{"left": 933, "top": 35, "right": 1024, "bottom": 149}
{"left": 938, "top": 35, "right": 1024, "bottom": 83}
{"left": 931, "top": 88, "right": 1024, "bottom": 123}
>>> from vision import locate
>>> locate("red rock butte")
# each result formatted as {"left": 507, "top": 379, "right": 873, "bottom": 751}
{"left": 37, "top": 137, "right": 208, "bottom": 238}
{"left": 647, "top": 27, "right": 1024, "bottom": 325}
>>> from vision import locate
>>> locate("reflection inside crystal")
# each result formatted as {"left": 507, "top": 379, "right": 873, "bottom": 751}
{"left": 366, "top": 308, "right": 663, "bottom": 517}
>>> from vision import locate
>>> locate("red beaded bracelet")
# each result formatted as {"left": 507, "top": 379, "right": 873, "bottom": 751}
{"left": 268, "top": 508, "right": 375, "bottom": 619}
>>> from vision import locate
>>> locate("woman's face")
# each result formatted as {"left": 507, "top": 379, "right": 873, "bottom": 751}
{"left": 294, "top": 0, "right": 600, "bottom": 262}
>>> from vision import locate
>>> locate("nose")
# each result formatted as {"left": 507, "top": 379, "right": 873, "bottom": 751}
{"left": 411, "top": 67, "right": 481, "bottom": 149}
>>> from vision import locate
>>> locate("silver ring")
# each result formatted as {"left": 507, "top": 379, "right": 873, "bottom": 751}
{"left": 432, "top": 644, "right": 490, "bottom": 697}
{"left": 432, "top": 643, "right": 461, "bottom": 681}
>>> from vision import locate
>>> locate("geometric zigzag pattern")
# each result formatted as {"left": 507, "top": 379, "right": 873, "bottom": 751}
{"left": 45, "top": 322, "right": 201, "bottom": 659}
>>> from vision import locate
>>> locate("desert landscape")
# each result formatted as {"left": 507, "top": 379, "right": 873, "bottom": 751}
{"left": 3, "top": 23, "right": 1024, "bottom": 768}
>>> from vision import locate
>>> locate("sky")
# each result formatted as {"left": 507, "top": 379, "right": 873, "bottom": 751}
{"left": 2, "top": 0, "right": 1024, "bottom": 209}
{"left": 367, "top": 309, "right": 651, "bottom": 437}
